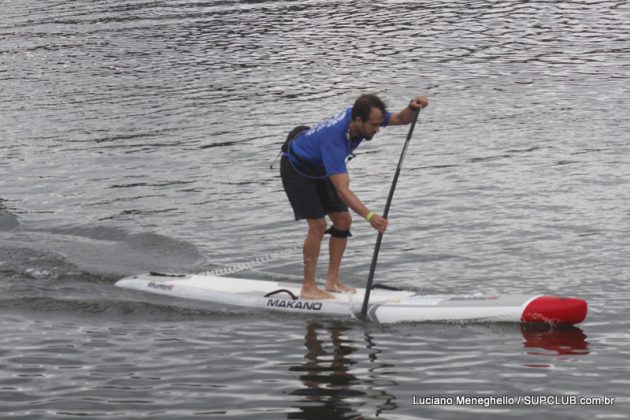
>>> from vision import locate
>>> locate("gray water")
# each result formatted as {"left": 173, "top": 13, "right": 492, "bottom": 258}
{"left": 1, "top": 0, "right": 629, "bottom": 418}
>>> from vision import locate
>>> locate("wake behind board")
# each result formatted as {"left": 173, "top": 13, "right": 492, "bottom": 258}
{"left": 115, "top": 272, "right": 587, "bottom": 325}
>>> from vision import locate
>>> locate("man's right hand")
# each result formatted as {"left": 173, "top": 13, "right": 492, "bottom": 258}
{"left": 369, "top": 214, "right": 388, "bottom": 234}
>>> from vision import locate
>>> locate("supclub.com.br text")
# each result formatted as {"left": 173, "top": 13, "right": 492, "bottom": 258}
{"left": 412, "top": 394, "right": 615, "bottom": 407}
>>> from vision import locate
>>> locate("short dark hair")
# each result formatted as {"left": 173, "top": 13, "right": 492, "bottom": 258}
{"left": 351, "top": 94, "right": 387, "bottom": 123}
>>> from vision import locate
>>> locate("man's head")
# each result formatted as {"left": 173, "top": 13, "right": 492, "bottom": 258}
{"left": 351, "top": 94, "right": 387, "bottom": 140}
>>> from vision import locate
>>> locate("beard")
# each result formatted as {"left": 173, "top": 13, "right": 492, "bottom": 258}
{"left": 361, "top": 128, "right": 375, "bottom": 141}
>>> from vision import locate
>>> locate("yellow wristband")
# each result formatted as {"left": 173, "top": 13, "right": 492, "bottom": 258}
{"left": 365, "top": 211, "right": 374, "bottom": 221}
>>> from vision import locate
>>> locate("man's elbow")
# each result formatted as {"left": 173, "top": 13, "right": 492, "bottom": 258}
{"left": 337, "top": 187, "right": 354, "bottom": 204}
{"left": 389, "top": 113, "right": 405, "bottom": 126}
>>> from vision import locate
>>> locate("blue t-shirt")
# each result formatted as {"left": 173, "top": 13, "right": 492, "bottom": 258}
{"left": 289, "top": 108, "right": 392, "bottom": 177}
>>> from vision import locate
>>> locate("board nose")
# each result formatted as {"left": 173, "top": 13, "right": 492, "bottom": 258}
{"left": 521, "top": 296, "right": 588, "bottom": 325}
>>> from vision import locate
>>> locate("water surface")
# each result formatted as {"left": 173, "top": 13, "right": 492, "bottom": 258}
{"left": 1, "top": 0, "right": 629, "bottom": 418}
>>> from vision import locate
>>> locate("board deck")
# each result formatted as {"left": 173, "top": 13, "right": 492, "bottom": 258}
{"left": 115, "top": 272, "right": 588, "bottom": 324}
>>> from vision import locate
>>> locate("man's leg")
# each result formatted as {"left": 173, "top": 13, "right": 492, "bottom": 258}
{"left": 325, "top": 211, "right": 356, "bottom": 293}
{"left": 301, "top": 218, "right": 335, "bottom": 299}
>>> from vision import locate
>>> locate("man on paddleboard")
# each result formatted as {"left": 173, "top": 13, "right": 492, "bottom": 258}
{"left": 281, "top": 94, "right": 429, "bottom": 299}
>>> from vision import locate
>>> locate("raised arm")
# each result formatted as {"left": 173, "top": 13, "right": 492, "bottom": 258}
{"left": 388, "top": 96, "right": 429, "bottom": 126}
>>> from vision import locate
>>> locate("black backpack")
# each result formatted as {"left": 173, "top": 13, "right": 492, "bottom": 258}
{"left": 281, "top": 125, "right": 310, "bottom": 152}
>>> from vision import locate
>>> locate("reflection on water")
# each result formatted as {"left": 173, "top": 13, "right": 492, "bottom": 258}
{"left": 288, "top": 322, "right": 386, "bottom": 420}
{"left": 291, "top": 323, "right": 360, "bottom": 397}
{"left": 287, "top": 322, "right": 590, "bottom": 418}
{"left": 521, "top": 324, "right": 589, "bottom": 368}
{"left": 522, "top": 324, "right": 589, "bottom": 356}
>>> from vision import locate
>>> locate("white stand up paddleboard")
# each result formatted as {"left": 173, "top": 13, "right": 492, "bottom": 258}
{"left": 115, "top": 272, "right": 587, "bottom": 325}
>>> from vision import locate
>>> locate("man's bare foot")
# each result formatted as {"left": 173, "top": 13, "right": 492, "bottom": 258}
{"left": 325, "top": 280, "right": 357, "bottom": 294}
{"left": 300, "top": 286, "right": 336, "bottom": 300}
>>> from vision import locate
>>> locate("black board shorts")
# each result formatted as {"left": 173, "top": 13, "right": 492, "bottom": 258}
{"left": 280, "top": 157, "right": 348, "bottom": 220}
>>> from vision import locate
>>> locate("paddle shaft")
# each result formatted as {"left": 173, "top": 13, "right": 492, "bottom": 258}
{"left": 360, "top": 108, "right": 421, "bottom": 320}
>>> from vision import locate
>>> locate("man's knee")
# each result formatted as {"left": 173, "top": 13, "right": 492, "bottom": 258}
{"left": 330, "top": 212, "right": 352, "bottom": 230}
{"left": 307, "top": 218, "right": 328, "bottom": 238}
{"left": 327, "top": 212, "right": 353, "bottom": 238}
{"left": 326, "top": 226, "right": 352, "bottom": 238}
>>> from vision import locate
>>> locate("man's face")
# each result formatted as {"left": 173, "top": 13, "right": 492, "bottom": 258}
{"left": 358, "top": 107, "right": 385, "bottom": 141}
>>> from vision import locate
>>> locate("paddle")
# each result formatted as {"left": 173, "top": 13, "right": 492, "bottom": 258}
{"left": 360, "top": 107, "right": 421, "bottom": 321}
